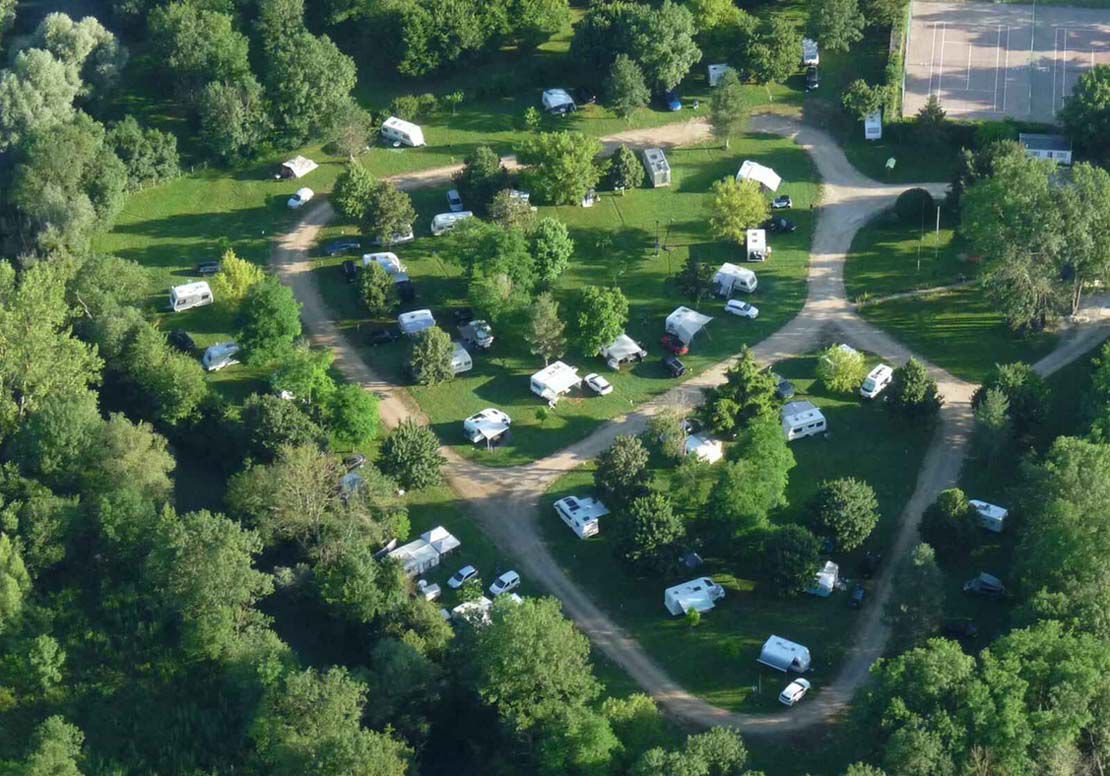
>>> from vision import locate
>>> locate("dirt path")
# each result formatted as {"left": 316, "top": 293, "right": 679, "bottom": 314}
{"left": 271, "top": 115, "right": 1110, "bottom": 734}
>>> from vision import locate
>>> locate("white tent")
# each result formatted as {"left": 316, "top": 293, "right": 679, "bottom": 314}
{"left": 451, "top": 596, "right": 494, "bottom": 625}
{"left": 398, "top": 309, "right": 435, "bottom": 335}
{"left": 665, "top": 307, "right": 713, "bottom": 344}
{"left": 388, "top": 526, "right": 460, "bottom": 575}
{"left": 758, "top": 636, "right": 811, "bottom": 673}
{"left": 664, "top": 577, "right": 725, "bottom": 616}
{"left": 736, "top": 160, "right": 782, "bottom": 192}
{"left": 707, "top": 63, "right": 733, "bottom": 87}
{"left": 864, "top": 111, "right": 883, "bottom": 140}
{"left": 806, "top": 560, "right": 839, "bottom": 597}
{"left": 685, "top": 434, "right": 724, "bottom": 464}
{"left": 463, "top": 408, "right": 512, "bottom": 445}
{"left": 601, "top": 333, "right": 647, "bottom": 370}
{"left": 746, "top": 229, "right": 768, "bottom": 262}
{"left": 530, "top": 361, "right": 582, "bottom": 403}
{"left": 422, "top": 526, "right": 460, "bottom": 556}
{"left": 280, "top": 155, "right": 318, "bottom": 179}
{"left": 712, "top": 264, "right": 757, "bottom": 296}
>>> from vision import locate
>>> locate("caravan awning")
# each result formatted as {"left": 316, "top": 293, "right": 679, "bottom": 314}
{"left": 282, "top": 155, "right": 319, "bottom": 178}
{"left": 665, "top": 307, "right": 713, "bottom": 344}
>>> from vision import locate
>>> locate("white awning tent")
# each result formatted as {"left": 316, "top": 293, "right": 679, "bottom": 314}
{"left": 463, "top": 408, "right": 512, "bottom": 445}
{"left": 736, "top": 160, "right": 782, "bottom": 192}
{"left": 864, "top": 111, "right": 882, "bottom": 140}
{"left": 388, "top": 526, "right": 461, "bottom": 576}
{"left": 452, "top": 593, "right": 523, "bottom": 626}
{"left": 530, "top": 360, "right": 582, "bottom": 403}
{"left": 601, "top": 333, "right": 647, "bottom": 369}
{"left": 422, "top": 526, "right": 460, "bottom": 555}
{"left": 712, "top": 264, "right": 757, "bottom": 296}
{"left": 281, "top": 155, "right": 318, "bottom": 179}
{"left": 707, "top": 63, "right": 733, "bottom": 87}
{"left": 665, "top": 307, "right": 713, "bottom": 344}
{"left": 757, "top": 635, "right": 811, "bottom": 673}
{"left": 807, "top": 560, "right": 839, "bottom": 597}
{"left": 664, "top": 577, "right": 725, "bottom": 616}
{"left": 685, "top": 434, "right": 724, "bottom": 464}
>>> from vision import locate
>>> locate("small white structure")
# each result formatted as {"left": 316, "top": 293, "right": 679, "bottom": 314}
{"left": 169, "top": 281, "right": 214, "bottom": 312}
{"left": 279, "top": 155, "right": 318, "bottom": 179}
{"left": 970, "top": 499, "right": 1008, "bottom": 533}
{"left": 1019, "top": 133, "right": 1072, "bottom": 165}
{"left": 641, "top": 147, "right": 672, "bottom": 187}
{"left": 782, "top": 401, "right": 827, "bottom": 441}
{"left": 388, "top": 526, "right": 461, "bottom": 576}
{"left": 713, "top": 263, "right": 758, "bottom": 296}
{"left": 202, "top": 341, "right": 239, "bottom": 371}
{"left": 600, "top": 333, "right": 647, "bottom": 370}
{"left": 554, "top": 495, "right": 609, "bottom": 539}
{"left": 736, "top": 160, "right": 781, "bottom": 192}
{"left": 431, "top": 211, "right": 474, "bottom": 236}
{"left": 707, "top": 63, "right": 733, "bottom": 87}
{"left": 530, "top": 360, "right": 582, "bottom": 403}
{"left": 807, "top": 560, "right": 839, "bottom": 597}
{"left": 398, "top": 309, "right": 435, "bottom": 335}
{"left": 541, "top": 88, "right": 576, "bottom": 114}
{"left": 381, "top": 116, "right": 426, "bottom": 147}
{"left": 463, "top": 408, "right": 511, "bottom": 445}
{"left": 758, "top": 636, "right": 812, "bottom": 673}
{"left": 860, "top": 364, "right": 893, "bottom": 399}
{"left": 451, "top": 341, "right": 473, "bottom": 374}
{"left": 665, "top": 306, "right": 714, "bottom": 344}
{"left": 746, "top": 229, "right": 768, "bottom": 262}
{"left": 664, "top": 577, "right": 725, "bottom": 616}
{"left": 684, "top": 434, "right": 724, "bottom": 464}
{"left": 864, "top": 111, "right": 883, "bottom": 141}
{"left": 802, "top": 38, "right": 820, "bottom": 66}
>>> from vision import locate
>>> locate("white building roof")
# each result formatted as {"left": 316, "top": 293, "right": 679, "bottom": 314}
{"left": 281, "top": 155, "right": 318, "bottom": 178}
{"left": 542, "top": 88, "right": 575, "bottom": 111}
{"left": 664, "top": 577, "right": 725, "bottom": 615}
{"left": 782, "top": 400, "right": 825, "bottom": 426}
{"left": 463, "top": 408, "right": 512, "bottom": 442}
{"left": 601, "top": 333, "right": 647, "bottom": 363}
{"left": 531, "top": 360, "right": 581, "bottom": 397}
{"left": 736, "top": 160, "right": 782, "bottom": 192}
{"left": 398, "top": 309, "right": 436, "bottom": 334}
{"left": 684, "top": 434, "right": 724, "bottom": 464}
{"left": 665, "top": 306, "right": 713, "bottom": 344}
{"left": 758, "top": 635, "right": 812, "bottom": 672}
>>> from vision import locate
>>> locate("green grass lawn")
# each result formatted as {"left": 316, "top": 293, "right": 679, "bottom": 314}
{"left": 312, "top": 132, "right": 819, "bottom": 464}
{"left": 845, "top": 211, "right": 972, "bottom": 302}
{"left": 858, "top": 287, "right": 1059, "bottom": 384}
{"left": 537, "top": 354, "right": 932, "bottom": 712}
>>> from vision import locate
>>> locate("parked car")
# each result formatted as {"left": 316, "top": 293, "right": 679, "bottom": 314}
{"left": 343, "top": 454, "right": 366, "bottom": 471}
{"left": 447, "top": 565, "right": 478, "bottom": 589}
{"left": 963, "top": 572, "right": 1006, "bottom": 598}
{"left": 943, "top": 619, "right": 979, "bottom": 639}
{"left": 724, "top": 299, "right": 759, "bottom": 319}
{"left": 489, "top": 570, "right": 521, "bottom": 596}
{"left": 584, "top": 373, "right": 614, "bottom": 396}
{"left": 771, "top": 195, "right": 793, "bottom": 209}
{"left": 288, "top": 187, "right": 314, "bottom": 208}
{"left": 661, "top": 333, "right": 689, "bottom": 355}
{"left": 368, "top": 328, "right": 401, "bottom": 346}
{"left": 196, "top": 260, "right": 220, "bottom": 276}
{"left": 168, "top": 329, "right": 195, "bottom": 353}
{"left": 661, "top": 90, "right": 682, "bottom": 111}
{"left": 764, "top": 216, "right": 797, "bottom": 233}
{"left": 369, "top": 228, "right": 414, "bottom": 246}
{"left": 324, "top": 239, "right": 361, "bottom": 256}
{"left": 770, "top": 371, "right": 796, "bottom": 400}
{"left": 779, "top": 678, "right": 811, "bottom": 707}
{"left": 849, "top": 584, "right": 866, "bottom": 609}
{"left": 663, "top": 355, "right": 686, "bottom": 377}
{"left": 805, "top": 66, "right": 820, "bottom": 91}
{"left": 342, "top": 260, "right": 358, "bottom": 283}
{"left": 447, "top": 189, "right": 465, "bottom": 212}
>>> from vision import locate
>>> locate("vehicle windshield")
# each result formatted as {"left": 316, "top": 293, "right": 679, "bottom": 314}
{"left": 862, "top": 378, "right": 875, "bottom": 390}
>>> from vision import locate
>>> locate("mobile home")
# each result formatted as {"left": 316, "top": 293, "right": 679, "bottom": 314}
{"left": 380, "top": 116, "right": 426, "bottom": 147}
{"left": 782, "top": 400, "right": 826, "bottom": 441}
{"left": 169, "top": 281, "right": 214, "bottom": 312}
{"left": 530, "top": 360, "right": 582, "bottom": 403}
{"left": 664, "top": 578, "right": 725, "bottom": 616}
{"left": 431, "top": 211, "right": 474, "bottom": 236}
{"left": 758, "top": 636, "right": 811, "bottom": 673}
{"left": 641, "top": 147, "right": 672, "bottom": 187}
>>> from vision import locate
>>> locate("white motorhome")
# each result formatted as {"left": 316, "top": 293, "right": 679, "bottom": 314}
{"left": 970, "top": 500, "right": 1008, "bottom": 533}
{"left": 451, "top": 341, "right": 473, "bottom": 374}
{"left": 398, "top": 309, "right": 436, "bottom": 335}
{"left": 802, "top": 38, "right": 820, "bottom": 66}
{"left": 713, "top": 263, "right": 757, "bottom": 295}
{"left": 530, "top": 360, "right": 582, "bottom": 403}
{"left": 431, "top": 211, "right": 474, "bottom": 236}
{"left": 806, "top": 560, "right": 839, "bottom": 597}
{"left": 169, "top": 281, "right": 214, "bottom": 312}
{"left": 463, "top": 408, "right": 511, "bottom": 446}
{"left": 554, "top": 495, "right": 609, "bottom": 539}
{"left": 758, "top": 635, "right": 812, "bottom": 673}
{"left": 380, "top": 116, "right": 426, "bottom": 147}
{"left": 736, "top": 160, "right": 782, "bottom": 192}
{"left": 782, "top": 400, "right": 827, "bottom": 441}
{"left": 665, "top": 306, "right": 713, "bottom": 344}
{"left": 746, "top": 229, "right": 769, "bottom": 262}
{"left": 664, "top": 577, "right": 725, "bottom": 616}
{"left": 600, "top": 333, "right": 647, "bottom": 370}
{"left": 201, "top": 342, "right": 239, "bottom": 372}
{"left": 707, "top": 63, "right": 733, "bottom": 87}
{"left": 860, "top": 364, "right": 893, "bottom": 399}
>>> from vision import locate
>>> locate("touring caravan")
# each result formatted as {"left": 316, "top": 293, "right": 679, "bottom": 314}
{"left": 782, "top": 400, "right": 827, "bottom": 441}
{"left": 713, "top": 263, "right": 758, "bottom": 295}
{"left": 664, "top": 578, "right": 725, "bottom": 616}
{"left": 169, "top": 281, "right": 214, "bottom": 312}
{"left": 398, "top": 309, "right": 436, "bottom": 335}
{"left": 641, "top": 147, "right": 672, "bottom": 187}
{"left": 736, "top": 160, "right": 782, "bottom": 192}
{"left": 463, "top": 408, "right": 512, "bottom": 446}
{"left": 802, "top": 38, "right": 820, "bottom": 66}
{"left": 758, "top": 636, "right": 811, "bottom": 673}
{"left": 530, "top": 360, "right": 582, "bottom": 403}
{"left": 451, "top": 341, "right": 473, "bottom": 374}
{"left": 431, "top": 211, "right": 474, "bottom": 236}
{"left": 970, "top": 500, "right": 1008, "bottom": 533}
{"left": 380, "top": 116, "right": 426, "bottom": 147}
{"left": 201, "top": 342, "right": 239, "bottom": 372}
{"left": 806, "top": 561, "right": 839, "bottom": 597}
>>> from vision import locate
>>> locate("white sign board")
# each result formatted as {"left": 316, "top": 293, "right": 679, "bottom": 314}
{"left": 864, "top": 111, "right": 882, "bottom": 141}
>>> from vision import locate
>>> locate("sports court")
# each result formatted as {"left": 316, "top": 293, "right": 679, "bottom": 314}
{"left": 904, "top": 1, "right": 1110, "bottom": 123}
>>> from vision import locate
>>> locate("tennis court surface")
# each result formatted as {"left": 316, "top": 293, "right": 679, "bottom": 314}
{"left": 905, "top": 1, "right": 1110, "bottom": 123}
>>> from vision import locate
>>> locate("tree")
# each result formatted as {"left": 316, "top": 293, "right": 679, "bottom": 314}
{"left": 211, "top": 249, "right": 265, "bottom": 312}
{"left": 535, "top": 705, "right": 619, "bottom": 776}
{"left": 149, "top": 3, "right": 251, "bottom": 98}
{"left": 238, "top": 393, "right": 325, "bottom": 462}
{"left": 0, "top": 532, "right": 30, "bottom": 633}
{"left": 8, "top": 390, "right": 101, "bottom": 490}
{"left": 747, "top": 16, "right": 802, "bottom": 86}
{"left": 197, "top": 75, "right": 270, "bottom": 162}
{"left": 915, "top": 95, "right": 948, "bottom": 147}
{"left": 708, "top": 177, "right": 770, "bottom": 244}
{"left": 488, "top": 188, "right": 535, "bottom": 231}
{"left": 809, "top": 477, "right": 879, "bottom": 551}
{"left": 594, "top": 434, "right": 651, "bottom": 510}
{"left": 973, "top": 386, "right": 1012, "bottom": 467}
{"left": 602, "top": 694, "right": 668, "bottom": 769}
{"left": 328, "top": 100, "right": 374, "bottom": 159}
{"left": 407, "top": 327, "right": 454, "bottom": 386}
{"left": 888, "top": 358, "right": 942, "bottom": 422}
{"left": 1058, "top": 163, "right": 1110, "bottom": 316}
{"left": 842, "top": 79, "right": 887, "bottom": 120}
{"left": 674, "top": 255, "right": 716, "bottom": 305}
{"left": 454, "top": 146, "right": 507, "bottom": 214}
{"left": 359, "top": 261, "right": 396, "bottom": 317}
{"left": 704, "top": 347, "right": 778, "bottom": 435}
{"left": 17, "top": 716, "right": 84, "bottom": 776}
{"left": 883, "top": 543, "right": 944, "bottom": 650}
{"left": 81, "top": 414, "right": 175, "bottom": 503}
{"left": 647, "top": 408, "right": 687, "bottom": 462}
{"left": 523, "top": 105, "right": 542, "bottom": 132}
{"left": 30, "top": 13, "right": 126, "bottom": 98}
{"left": 530, "top": 218, "right": 573, "bottom": 286}
{"left": 810, "top": 0, "right": 864, "bottom": 53}
{"left": 974, "top": 361, "right": 1049, "bottom": 437}
{"left": 919, "top": 487, "right": 975, "bottom": 560}
{"left": 106, "top": 115, "right": 180, "bottom": 190}
{"left": 471, "top": 596, "right": 601, "bottom": 732}
{"left": 631, "top": 725, "right": 749, "bottom": 776}
{"left": 332, "top": 160, "right": 377, "bottom": 221}
{"left": 316, "top": 547, "right": 407, "bottom": 624}
{"left": 844, "top": 765, "right": 887, "bottom": 776}
{"left": 327, "top": 384, "right": 380, "bottom": 447}
{"left": 894, "top": 187, "right": 934, "bottom": 225}
{"left": 763, "top": 525, "right": 821, "bottom": 596}
{"left": 609, "top": 144, "right": 645, "bottom": 191}
{"left": 605, "top": 54, "right": 650, "bottom": 121}
{"left": 1059, "top": 64, "right": 1110, "bottom": 163}
{"left": 518, "top": 131, "right": 604, "bottom": 206}
{"left": 363, "top": 182, "right": 416, "bottom": 246}
{"left": 708, "top": 69, "right": 748, "bottom": 149}
{"left": 612, "top": 493, "right": 685, "bottom": 573}
{"left": 708, "top": 413, "right": 795, "bottom": 534}
{"left": 526, "top": 292, "right": 566, "bottom": 364}
{"left": 237, "top": 276, "right": 302, "bottom": 365}
{"left": 816, "top": 345, "right": 867, "bottom": 393}
{"left": 270, "top": 345, "right": 336, "bottom": 408}
{"left": 380, "top": 420, "right": 444, "bottom": 490}
{"left": 574, "top": 286, "right": 628, "bottom": 356}
{"left": 0, "top": 49, "right": 79, "bottom": 151}
{"left": 123, "top": 322, "right": 209, "bottom": 426}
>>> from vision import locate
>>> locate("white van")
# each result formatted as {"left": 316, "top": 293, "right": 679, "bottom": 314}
{"left": 431, "top": 211, "right": 474, "bottom": 236}
{"left": 380, "top": 116, "right": 426, "bottom": 147}
{"left": 169, "top": 281, "right": 214, "bottom": 312}
{"left": 860, "top": 364, "right": 893, "bottom": 399}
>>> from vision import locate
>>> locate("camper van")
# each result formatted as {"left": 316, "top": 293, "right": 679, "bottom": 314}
{"left": 431, "top": 211, "right": 474, "bottom": 236}
{"left": 554, "top": 495, "right": 609, "bottom": 539}
{"left": 782, "top": 401, "right": 827, "bottom": 441}
{"left": 169, "top": 281, "right": 214, "bottom": 312}
{"left": 969, "top": 500, "right": 1008, "bottom": 533}
{"left": 380, "top": 116, "right": 426, "bottom": 147}
{"left": 802, "top": 38, "right": 820, "bottom": 66}
{"left": 746, "top": 229, "right": 768, "bottom": 262}
{"left": 860, "top": 364, "right": 893, "bottom": 399}
{"left": 758, "top": 635, "right": 812, "bottom": 673}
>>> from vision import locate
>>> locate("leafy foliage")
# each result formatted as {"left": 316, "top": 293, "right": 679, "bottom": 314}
{"left": 705, "top": 347, "right": 779, "bottom": 435}
{"left": 762, "top": 524, "right": 821, "bottom": 596}
{"left": 605, "top": 54, "right": 650, "bottom": 121}
{"left": 211, "top": 249, "right": 265, "bottom": 313}
{"left": 594, "top": 434, "right": 651, "bottom": 510}
{"left": 883, "top": 542, "right": 943, "bottom": 650}
{"left": 380, "top": 420, "right": 444, "bottom": 490}
{"left": 708, "top": 177, "right": 769, "bottom": 244}
{"left": 363, "top": 182, "right": 416, "bottom": 247}
{"left": 530, "top": 218, "right": 574, "bottom": 286}
{"left": 453, "top": 146, "right": 507, "bottom": 214}
{"left": 332, "top": 160, "right": 377, "bottom": 221}
{"left": 359, "top": 261, "right": 396, "bottom": 317}
{"left": 612, "top": 493, "right": 685, "bottom": 573}
{"left": 574, "top": 286, "right": 628, "bottom": 356}
{"left": 236, "top": 276, "right": 302, "bottom": 365}
{"left": 888, "top": 358, "right": 942, "bottom": 422}
{"left": 1059, "top": 64, "right": 1110, "bottom": 164}
{"left": 816, "top": 344, "right": 867, "bottom": 394}
{"left": 810, "top": 0, "right": 865, "bottom": 53}
{"left": 518, "top": 131, "right": 604, "bottom": 206}
{"left": 526, "top": 292, "right": 566, "bottom": 364}
{"left": 747, "top": 16, "right": 802, "bottom": 85}
{"left": 708, "top": 69, "right": 748, "bottom": 149}
{"left": 609, "top": 144, "right": 646, "bottom": 191}
{"left": 808, "top": 477, "right": 879, "bottom": 551}
{"left": 407, "top": 327, "right": 454, "bottom": 386}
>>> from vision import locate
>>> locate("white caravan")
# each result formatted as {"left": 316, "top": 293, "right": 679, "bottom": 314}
{"left": 380, "top": 116, "right": 426, "bottom": 147}
{"left": 169, "top": 281, "right": 214, "bottom": 312}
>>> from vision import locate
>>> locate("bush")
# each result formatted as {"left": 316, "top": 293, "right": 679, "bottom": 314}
{"left": 894, "top": 188, "right": 935, "bottom": 225}
{"left": 763, "top": 525, "right": 821, "bottom": 597}
{"left": 611, "top": 493, "right": 685, "bottom": 574}
{"left": 407, "top": 328, "right": 454, "bottom": 386}
{"left": 389, "top": 93, "right": 437, "bottom": 121}
{"left": 380, "top": 420, "right": 444, "bottom": 490}
{"left": 888, "top": 358, "right": 942, "bottom": 422}
{"left": 816, "top": 344, "right": 867, "bottom": 394}
{"left": 808, "top": 477, "right": 880, "bottom": 551}
{"left": 918, "top": 487, "right": 975, "bottom": 559}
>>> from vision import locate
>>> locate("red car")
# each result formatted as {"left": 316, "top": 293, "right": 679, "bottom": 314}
{"left": 661, "top": 333, "right": 689, "bottom": 355}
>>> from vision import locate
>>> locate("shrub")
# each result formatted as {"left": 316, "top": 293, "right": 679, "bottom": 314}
{"left": 816, "top": 344, "right": 867, "bottom": 394}
{"left": 380, "top": 420, "right": 444, "bottom": 490}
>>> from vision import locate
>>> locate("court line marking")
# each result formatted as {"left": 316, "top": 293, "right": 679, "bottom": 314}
{"left": 1061, "top": 26, "right": 1069, "bottom": 115}
{"left": 966, "top": 39, "right": 972, "bottom": 90}
{"left": 930, "top": 22, "right": 939, "bottom": 96}
{"left": 938, "top": 21, "right": 948, "bottom": 96}
{"left": 1052, "top": 26, "right": 1059, "bottom": 114}
{"left": 1003, "top": 25, "right": 1011, "bottom": 111}
{"left": 994, "top": 24, "right": 1003, "bottom": 111}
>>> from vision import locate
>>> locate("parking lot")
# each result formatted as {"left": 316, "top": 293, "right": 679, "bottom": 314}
{"left": 905, "top": 1, "right": 1110, "bottom": 123}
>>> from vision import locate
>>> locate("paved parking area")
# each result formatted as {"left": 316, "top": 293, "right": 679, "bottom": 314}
{"left": 905, "top": 1, "right": 1110, "bottom": 123}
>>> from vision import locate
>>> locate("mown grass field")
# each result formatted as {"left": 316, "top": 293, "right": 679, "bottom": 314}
{"left": 538, "top": 354, "right": 932, "bottom": 712}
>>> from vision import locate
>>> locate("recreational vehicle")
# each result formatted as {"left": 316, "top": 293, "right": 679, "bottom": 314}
{"left": 169, "top": 281, "right": 214, "bottom": 312}
{"left": 782, "top": 401, "right": 827, "bottom": 441}
{"left": 664, "top": 578, "right": 725, "bottom": 616}
{"left": 380, "top": 116, "right": 426, "bottom": 147}
{"left": 431, "top": 211, "right": 474, "bottom": 236}
{"left": 530, "top": 360, "right": 582, "bottom": 403}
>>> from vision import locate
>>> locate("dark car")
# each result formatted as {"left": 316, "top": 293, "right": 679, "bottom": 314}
{"left": 764, "top": 216, "right": 798, "bottom": 234}
{"left": 805, "top": 66, "right": 820, "bottom": 92}
{"left": 661, "top": 333, "right": 689, "bottom": 356}
{"left": 342, "top": 260, "right": 358, "bottom": 283}
{"left": 196, "top": 261, "right": 220, "bottom": 276}
{"left": 943, "top": 619, "right": 979, "bottom": 640}
{"left": 859, "top": 552, "right": 882, "bottom": 579}
{"left": 343, "top": 454, "right": 366, "bottom": 471}
{"left": 324, "top": 239, "right": 361, "bottom": 257}
{"left": 964, "top": 572, "right": 1006, "bottom": 598}
{"left": 849, "top": 584, "right": 866, "bottom": 609}
{"left": 663, "top": 354, "right": 686, "bottom": 377}
{"left": 168, "top": 329, "right": 196, "bottom": 353}
{"left": 574, "top": 86, "right": 598, "bottom": 105}
{"left": 770, "top": 371, "right": 796, "bottom": 400}
{"left": 368, "top": 328, "right": 401, "bottom": 346}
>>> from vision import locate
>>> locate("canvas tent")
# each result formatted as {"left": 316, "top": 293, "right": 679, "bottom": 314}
{"left": 736, "top": 160, "right": 782, "bottom": 192}
{"left": 664, "top": 578, "right": 725, "bottom": 616}
{"left": 707, "top": 63, "right": 733, "bottom": 86}
{"left": 713, "top": 263, "right": 757, "bottom": 296}
{"left": 388, "top": 526, "right": 460, "bottom": 575}
{"left": 665, "top": 307, "right": 713, "bottom": 344}
{"left": 600, "top": 333, "right": 647, "bottom": 370}
{"left": 280, "top": 155, "right": 318, "bottom": 179}
{"left": 746, "top": 229, "right": 768, "bottom": 262}
{"left": 864, "top": 111, "right": 882, "bottom": 140}
{"left": 758, "top": 636, "right": 811, "bottom": 673}
{"left": 685, "top": 434, "right": 724, "bottom": 464}
{"left": 806, "top": 560, "right": 839, "bottom": 597}
{"left": 463, "top": 408, "right": 511, "bottom": 445}
{"left": 398, "top": 309, "right": 435, "bottom": 335}
{"left": 530, "top": 360, "right": 582, "bottom": 403}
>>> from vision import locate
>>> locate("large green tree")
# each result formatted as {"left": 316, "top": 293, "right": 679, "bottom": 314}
{"left": 380, "top": 420, "right": 444, "bottom": 490}
{"left": 332, "top": 160, "right": 377, "bottom": 221}
{"left": 1059, "top": 64, "right": 1110, "bottom": 163}
{"left": 810, "top": 0, "right": 864, "bottom": 53}
{"left": 453, "top": 146, "right": 507, "bottom": 214}
{"left": 530, "top": 218, "right": 574, "bottom": 286}
{"left": 363, "top": 182, "right": 416, "bottom": 247}
{"left": 237, "top": 276, "right": 303, "bottom": 365}
{"left": 594, "top": 434, "right": 651, "bottom": 509}
{"left": 763, "top": 524, "right": 821, "bottom": 596}
{"left": 407, "top": 327, "right": 454, "bottom": 386}
{"left": 359, "top": 261, "right": 396, "bottom": 316}
{"left": 816, "top": 344, "right": 867, "bottom": 394}
{"left": 883, "top": 542, "right": 944, "bottom": 650}
{"left": 708, "top": 69, "right": 748, "bottom": 149}
{"left": 708, "top": 411, "right": 795, "bottom": 534}
{"left": 705, "top": 347, "right": 778, "bottom": 436}
{"left": 0, "top": 49, "right": 79, "bottom": 150}
{"left": 747, "top": 16, "right": 802, "bottom": 86}
{"left": 708, "top": 177, "right": 769, "bottom": 244}
{"left": 605, "top": 54, "right": 650, "bottom": 121}
{"left": 574, "top": 286, "right": 628, "bottom": 356}
{"left": 518, "top": 131, "right": 603, "bottom": 206}
{"left": 888, "top": 357, "right": 942, "bottom": 422}
{"left": 526, "top": 291, "right": 566, "bottom": 365}
{"left": 612, "top": 493, "right": 685, "bottom": 573}
{"left": 808, "top": 477, "right": 879, "bottom": 551}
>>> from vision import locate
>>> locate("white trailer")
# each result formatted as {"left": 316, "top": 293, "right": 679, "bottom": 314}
{"left": 664, "top": 577, "right": 725, "bottom": 616}
{"left": 782, "top": 400, "right": 827, "bottom": 441}
{"left": 530, "top": 360, "right": 582, "bottom": 403}
{"left": 713, "top": 263, "right": 758, "bottom": 295}
{"left": 169, "top": 281, "right": 214, "bottom": 312}
{"left": 381, "top": 116, "right": 426, "bottom": 147}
